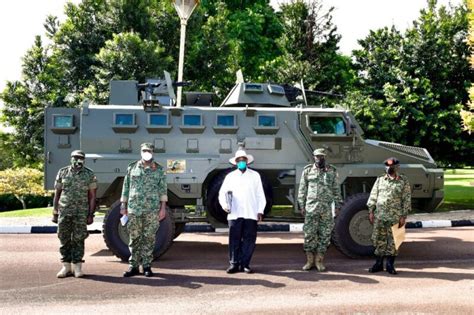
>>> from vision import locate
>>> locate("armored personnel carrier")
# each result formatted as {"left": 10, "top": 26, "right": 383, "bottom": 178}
{"left": 44, "top": 74, "right": 444, "bottom": 259}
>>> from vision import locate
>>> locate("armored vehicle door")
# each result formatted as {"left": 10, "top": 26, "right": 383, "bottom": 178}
{"left": 44, "top": 107, "right": 81, "bottom": 189}
{"left": 299, "top": 111, "right": 363, "bottom": 163}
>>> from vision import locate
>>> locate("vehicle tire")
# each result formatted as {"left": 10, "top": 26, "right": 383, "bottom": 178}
{"left": 206, "top": 168, "right": 273, "bottom": 224}
{"left": 174, "top": 223, "right": 186, "bottom": 239}
{"left": 102, "top": 201, "right": 175, "bottom": 261}
{"left": 332, "top": 193, "right": 375, "bottom": 258}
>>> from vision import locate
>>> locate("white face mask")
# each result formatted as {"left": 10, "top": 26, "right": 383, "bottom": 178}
{"left": 141, "top": 151, "right": 153, "bottom": 162}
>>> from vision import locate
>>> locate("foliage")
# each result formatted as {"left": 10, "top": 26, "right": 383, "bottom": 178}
{"left": 261, "top": 0, "right": 355, "bottom": 106}
{"left": 0, "top": 168, "right": 49, "bottom": 209}
{"left": 346, "top": 0, "right": 473, "bottom": 166}
{"left": 462, "top": 0, "right": 474, "bottom": 133}
{"left": 0, "top": 207, "right": 52, "bottom": 217}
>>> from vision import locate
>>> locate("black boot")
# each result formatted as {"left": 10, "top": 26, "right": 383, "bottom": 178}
{"left": 386, "top": 256, "right": 397, "bottom": 275}
{"left": 143, "top": 266, "right": 154, "bottom": 277}
{"left": 123, "top": 266, "right": 140, "bottom": 277}
{"left": 368, "top": 256, "right": 384, "bottom": 273}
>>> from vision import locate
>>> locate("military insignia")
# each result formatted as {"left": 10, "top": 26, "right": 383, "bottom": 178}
{"left": 167, "top": 159, "right": 186, "bottom": 174}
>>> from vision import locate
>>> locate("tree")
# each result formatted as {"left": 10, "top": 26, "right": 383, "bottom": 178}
{"left": 261, "top": 0, "right": 355, "bottom": 106}
{"left": 349, "top": 0, "right": 473, "bottom": 165}
{"left": 462, "top": 0, "right": 474, "bottom": 133}
{"left": 0, "top": 168, "right": 48, "bottom": 209}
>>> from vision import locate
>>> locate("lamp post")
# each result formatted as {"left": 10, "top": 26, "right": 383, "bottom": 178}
{"left": 172, "top": 0, "right": 199, "bottom": 108}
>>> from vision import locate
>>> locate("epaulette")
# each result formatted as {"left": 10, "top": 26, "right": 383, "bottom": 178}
{"left": 127, "top": 160, "right": 139, "bottom": 169}
{"left": 83, "top": 166, "right": 95, "bottom": 173}
{"left": 303, "top": 164, "right": 313, "bottom": 170}
{"left": 326, "top": 164, "right": 337, "bottom": 171}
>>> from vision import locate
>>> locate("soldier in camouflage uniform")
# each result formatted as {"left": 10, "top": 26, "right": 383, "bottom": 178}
{"left": 367, "top": 157, "right": 411, "bottom": 275}
{"left": 297, "top": 148, "right": 343, "bottom": 271}
{"left": 120, "top": 143, "right": 168, "bottom": 277}
{"left": 53, "top": 150, "right": 97, "bottom": 278}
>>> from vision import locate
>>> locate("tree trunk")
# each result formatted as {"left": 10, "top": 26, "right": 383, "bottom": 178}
{"left": 15, "top": 195, "right": 27, "bottom": 209}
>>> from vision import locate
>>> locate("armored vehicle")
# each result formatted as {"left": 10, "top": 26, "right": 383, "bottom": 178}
{"left": 44, "top": 74, "right": 444, "bottom": 259}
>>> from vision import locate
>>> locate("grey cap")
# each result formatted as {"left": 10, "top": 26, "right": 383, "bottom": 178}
{"left": 313, "top": 148, "right": 326, "bottom": 156}
{"left": 71, "top": 150, "right": 85, "bottom": 158}
{"left": 140, "top": 142, "right": 154, "bottom": 151}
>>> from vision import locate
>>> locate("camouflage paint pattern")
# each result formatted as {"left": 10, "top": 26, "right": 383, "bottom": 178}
{"left": 54, "top": 165, "right": 97, "bottom": 263}
{"left": 128, "top": 212, "right": 159, "bottom": 268}
{"left": 298, "top": 164, "right": 343, "bottom": 254}
{"left": 367, "top": 174, "right": 411, "bottom": 256}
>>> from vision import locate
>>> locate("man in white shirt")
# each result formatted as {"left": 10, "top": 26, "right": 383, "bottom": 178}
{"left": 219, "top": 149, "right": 266, "bottom": 274}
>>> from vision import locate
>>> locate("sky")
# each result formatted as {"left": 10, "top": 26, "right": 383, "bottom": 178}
{"left": 0, "top": 0, "right": 463, "bottom": 127}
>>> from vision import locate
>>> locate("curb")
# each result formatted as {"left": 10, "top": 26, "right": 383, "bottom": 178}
{"left": 1, "top": 219, "right": 473, "bottom": 234}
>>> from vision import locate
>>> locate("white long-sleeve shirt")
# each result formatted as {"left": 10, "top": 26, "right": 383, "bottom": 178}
{"left": 218, "top": 168, "right": 267, "bottom": 221}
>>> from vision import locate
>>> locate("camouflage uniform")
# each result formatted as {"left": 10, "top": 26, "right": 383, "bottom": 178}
{"left": 55, "top": 166, "right": 97, "bottom": 263}
{"left": 121, "top": 160, "right": 168, "bottom": 268}
{"left": 367, "top": 174, "right": 411, "bottom": 256}
{"left": 298, "top": 163, "right": 343, "bottom": 255}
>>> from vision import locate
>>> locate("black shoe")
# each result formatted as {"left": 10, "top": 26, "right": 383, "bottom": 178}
{"left": 242, "top": 266, "right": 253, "bottom": 274}
{"left": 123, "top": 266, "right": 140, "bottom": 277}
{"left": 143, "top": 267, "right": 154, "bottom": 277}
{"left": 226, "top": 265, "right": 240, "bottom": 274}
{"left": 386, "top": 256, "right": 397, "bottom": 275}
{"left": 368, "top": 256, "right": 384, "bottom": 273}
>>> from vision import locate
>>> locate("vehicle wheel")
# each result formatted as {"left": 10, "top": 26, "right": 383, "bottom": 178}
{"left": 102, "top": 201, "right": 175, "bottom": 261}
{"left": 206, "top": 169, "right": 273, "bottom": 224}
{"left": 174, "top": 223, "right": 186, "bottom": 239}
{"left": 332, "top": 193, "right": 374, "bottom": 258}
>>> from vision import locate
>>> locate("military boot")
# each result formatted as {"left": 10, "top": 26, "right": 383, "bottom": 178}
{"left": 315, "top": 253, "right": 326, "bottom": 272}
{"left": 56, "top": 262, "right": 72, "bottom": 278}
{"left": 386, "top": 256, "right": 397, "bottom": 275}
{"left": 73, "top": 262, "right": 84, "bottom": 278}
{"left": 302, "top": 252, "right": 315, "bottom": 271}
{"left": 368, "top": 256, "right": 384, "bottom": 273}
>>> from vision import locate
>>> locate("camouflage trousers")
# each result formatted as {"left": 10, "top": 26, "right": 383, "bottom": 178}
{"left": 57, "top": 213, "right": 88, "bottom": 263}
{"left": 303, "top": 208, "right": 334, "bottom": 255}
{"left": 372, "top": 219, "right": 398, "bottom": 257}
{"left": 128, "top": 212, "right": 159, "bottom": 268}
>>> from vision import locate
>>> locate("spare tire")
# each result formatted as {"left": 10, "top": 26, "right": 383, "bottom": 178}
{"left": 102, "top": 201, "right": 175, "bottom": 261}
{"left": 206, "top": 168, "right": 273, "bottom": 224}
{"left": 332, "top": 193, "right": 374, "bottom": 258}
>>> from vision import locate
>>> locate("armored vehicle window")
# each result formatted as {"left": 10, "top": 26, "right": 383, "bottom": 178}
{"left": 267, "top": 85, "right": 285, "bottom": 95}
{"left": 149, "top": 114, "right": 168, "bottom": 126}
{"left": 217, "top": 115, "right": 235, "bottom": 126}
{"left": 53, "top": 115, "right": 74, "bottom": 128}
{"left": 258, "top": 115, "right": 276, "bottom": 127}
{"left": 309, "top": 116, "right": 346, "bottom": 135}
{"left": 183, "top": 114, "right": 202, "bottom": 126}
{"left": 114, "top": 113, "right": 135, "bottom": 125}
{"left": 244, "top": 83, "right": 263, "bottom": 93}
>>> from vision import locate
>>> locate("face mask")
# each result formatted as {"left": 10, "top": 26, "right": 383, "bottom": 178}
{"left": 141, "top": 151, "right": 153, "bottom": 162}
{"left": 71, "top": 158, "right": 84, "bottom": 168}
{"left": 237, "top": 160, "right": 247, "bottom": 170}
{"left": 315, "top": 157, "right": 325, "bottom": 168}
{"left": 386, "top": 166, "right": 396, "bottom": 175}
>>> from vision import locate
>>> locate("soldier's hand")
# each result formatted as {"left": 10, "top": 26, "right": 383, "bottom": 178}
{"left": 399, "top": 217, "right": 406, "bottom": 228}
{"left": 369, "top": 212, "right": 374, "bottom": 224}
{"left": 158, "top": 209, "right": 166, "bottom": 221}
{"left": 258, "top": 213, "right": 263, "bottom": 222}
{"left": 52, "top": 214, "right": 58, "bottom": 224}
{"left": 300, "top": 208, "right": 305, "bottom": 216}
{"left": 87, "top": 216, "right": 94, "bottom": 225}
{"left": 223, "top": 208, "right": 230, "bottom": 214}
{"left": 335, "top": 208, "right": 341, "bottom": 217}
{"left": 120, "top": 208, "right": 128, "bottom": 216}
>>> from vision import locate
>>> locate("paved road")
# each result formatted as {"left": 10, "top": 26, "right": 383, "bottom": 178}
{"left": 1, "top": 228, "right": 473, "bottom": 314}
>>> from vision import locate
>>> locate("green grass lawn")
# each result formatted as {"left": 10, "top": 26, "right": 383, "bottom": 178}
{"left": 0, "top": 207, "right": 52, "bottom": 218}
{"left": 438, "top": 169, "right": 474, "bottom": 210}
{"left": 1, "top": 169, "right": 472, "bottom": 217}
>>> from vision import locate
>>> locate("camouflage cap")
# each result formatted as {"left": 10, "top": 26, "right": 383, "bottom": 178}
{"left": 384, "top": 157, "right": 400, "bottom": 166}
{"left": 70, "top": 150, "right": 85, "bottom": 158}
{"left": 140, "top": 142, "right": 154, "bottom": 151}
{"left": 312, "top": 148, "right": 326, "bottom": 156}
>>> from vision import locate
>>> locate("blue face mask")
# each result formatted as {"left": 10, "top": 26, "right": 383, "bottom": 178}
{"left": 237, "top": 160, "right": 247, "bottom": 170}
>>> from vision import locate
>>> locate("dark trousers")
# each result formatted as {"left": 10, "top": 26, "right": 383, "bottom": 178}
{"left": 228, "top": 218, "right": 258, "bottom": 268}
